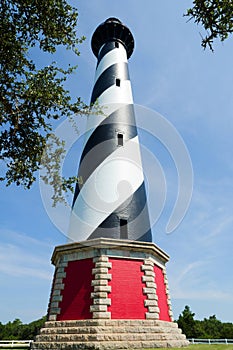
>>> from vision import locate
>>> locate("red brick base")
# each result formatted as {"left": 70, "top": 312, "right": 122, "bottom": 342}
{"left": 47, "top": 238, "right": 173, "bottom": 322}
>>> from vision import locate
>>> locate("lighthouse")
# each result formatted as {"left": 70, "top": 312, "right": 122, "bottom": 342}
{"left": 68, "top": 17, "right": 152, "bottom": 243}
{"left": 32, "top": 18, "right": 188, "bottom": 349}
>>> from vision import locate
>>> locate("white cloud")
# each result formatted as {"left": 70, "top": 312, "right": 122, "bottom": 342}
{"left": 0, "top": 228, "right": 53, "bottom": 248}
{"left": 172, "top": 288, "right": 232, "bottom": 301}
{"left": 0, "top": 230, "right": 53, "bottom": 280}
{"left": 169, "top": 259, "right": 232, "bottom": 302}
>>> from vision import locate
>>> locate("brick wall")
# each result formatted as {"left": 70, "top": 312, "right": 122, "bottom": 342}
{"left": 57, "top": 259, "right": 94, "bottom": 320}
{"left": 108, "top": 258, "right": 147, "bottom": 319}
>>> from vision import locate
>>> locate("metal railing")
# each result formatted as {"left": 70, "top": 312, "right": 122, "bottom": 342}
{"left": 0, "top": 340, "right": 33, "bottom": 348}
{"left": 189, "top": 338, "right": 233, "bottom": 345}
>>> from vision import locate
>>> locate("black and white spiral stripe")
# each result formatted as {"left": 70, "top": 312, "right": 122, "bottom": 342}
{"left": 69, "top": 38, "right": 152, "bottom": 242}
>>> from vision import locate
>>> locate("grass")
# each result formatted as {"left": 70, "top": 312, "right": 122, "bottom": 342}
{"left": 145, "top": 346, "right": 233, "bottom": 350}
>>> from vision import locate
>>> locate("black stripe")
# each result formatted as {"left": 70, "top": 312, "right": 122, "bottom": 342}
{"left": 81, "top": 104, "right": 137, "bottom": 164}
{"left": 87, "top": 182, "right": 152, "bottom": 242}
{"left": 91, "top": 62, "right": 130, "bottom": 104}
{"left": 72, "top": 104, "right": 137, "bottom": 207}
{"left": 97, "top": 42, "right": 116, "bottom": 66}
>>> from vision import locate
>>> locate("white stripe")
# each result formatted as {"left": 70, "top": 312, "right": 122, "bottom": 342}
{"left": 68, "top": 135, "right": 143, "bottom": 242}
{"left": 94, "top": 44, "right": 127, "bottom": 83}
{"left": 98, "top": 80, "right": 133, "bottom": 105}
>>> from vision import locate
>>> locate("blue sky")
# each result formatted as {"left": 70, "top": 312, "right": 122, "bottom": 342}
{"left": 1, "top": 0, "right": 233, "bottom": 324}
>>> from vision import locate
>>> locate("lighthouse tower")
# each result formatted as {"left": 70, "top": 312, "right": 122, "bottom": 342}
{"left": 32, "top": 18, "right": 188, "bottom": 350}
{"left": 69, "top": 17, "right": 152, "bottom": 243}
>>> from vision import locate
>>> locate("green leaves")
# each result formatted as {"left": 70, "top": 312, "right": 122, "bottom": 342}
{"left": 186, "top": 0, "right": 233, "bottom": 51}
{"left": 177, "top": 305, "right": 233, "bottom": 338}
{"left": 0, "top": 0, "right": 88, "bottom": 196}
{"left": 177, "top": 305, "right": 197, "bottom": 338}
{"left": 0, "top": 316, "right": 46, "bottom": 340}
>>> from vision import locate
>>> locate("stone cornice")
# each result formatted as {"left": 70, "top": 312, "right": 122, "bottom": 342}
{"left": 51, "top": 238, "right": 169, "bottom": 266}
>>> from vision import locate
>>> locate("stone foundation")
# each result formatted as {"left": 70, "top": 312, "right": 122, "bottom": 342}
{"left": 32, "top": 319, "right": 189, "bottom": 349}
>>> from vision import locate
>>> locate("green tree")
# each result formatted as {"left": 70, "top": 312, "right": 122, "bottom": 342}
{"left": 0, "top": 0, "right": 88, "bottom": 202}
{"left": 0, "top": 318, "right": 23, "bottom": 340}
{"left": 220, "top": 322, "right": 233, "bottom": 339}
{"left": 0, "top": 316, "right": 46, "bottom": 340}
{"left": 186, "top": 0, "right": 233, "bottom": 50}
{"left": 0, "top": 322, "right": 4, "bottom": 340}
{"left": 177, "top": 306, "right": 233, "bottom": 339}
{"left": 194, "top": 319, "right": 208, "bottom": 338}
{"left": 201, "top": 315, "right": 222, "bottom": 338}
{"left": 177, "top": 305, "right": 197, "bottom": 338}
{"left": 19, "top": 316, "right": 46, "bottom": 340}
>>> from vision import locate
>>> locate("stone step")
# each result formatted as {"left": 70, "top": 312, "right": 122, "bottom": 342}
{"left": 43, "top": 319, "right": 179, "bottom": 329}
{"left": 32, "top": 339, "right": 189, "bottom": 350}
{"left": 32, "top": 320, "right": 188, "bottom": 349}
{"left": 39, "top": 325, "right": 182, "bottom": 335}
{"left": 35, "top": 331, "right": 186, "bottom": 342}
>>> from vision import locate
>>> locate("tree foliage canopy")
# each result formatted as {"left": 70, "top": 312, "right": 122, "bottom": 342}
{"left": 0, "top": 0, "right": 88, "bottom": 197}
{"left": 177, "top": 305, "right": 197, "bottom": 338}
{"left": 0, "top": 316, "right": 46, "bottom": 340}
{"left": 186, "top": 0, "right": 233, "bottom": 50}
{"left": 177, "top": 305, "right": 233, "bottom": 339}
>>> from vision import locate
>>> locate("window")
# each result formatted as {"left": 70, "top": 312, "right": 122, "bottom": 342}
{"left": 116, "top": 78, "right": 121, "bottom": 87}
{"left": 120, "top": 219, "right": 128, "bottom": 239}
{"left": 117, "top": 133, "right": 123, "bottom": 146}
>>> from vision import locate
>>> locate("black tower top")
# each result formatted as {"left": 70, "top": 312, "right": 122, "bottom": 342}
{"left": 91, "top": 17, "right": 134, "bottom": 59}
